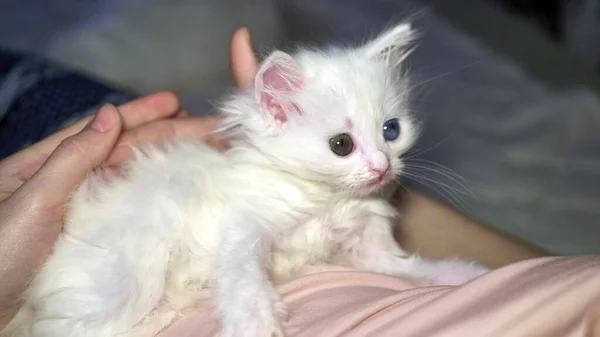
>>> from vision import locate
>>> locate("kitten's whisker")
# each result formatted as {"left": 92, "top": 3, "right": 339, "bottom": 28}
{"left": 415, "top": 165, "right": 473, "bottom": 197}
{"left": 401, "top": 169, "right": 469, "bottom": 199}
{"left": 406, "top": 60, "right": 481, "bottom": 94}
{"left": 399, "top": 171, "right": 469, "bottom": 212}
{"left": 402, "top": 137, "right": 450, "bottom": 161}
{"left": 400, "top": 179, "right": 466, "bottom": 212}
{"left": 395, "top": 180, "right": 413, "bottom": 196}
{"left": 401, "top": 171, "right": 466, "bottom": 198}
{"left": 402, "top": 157, "right": 477, "bottom": 198}
{"left": 402, "top": 163, "right": 475, "bottom": 199}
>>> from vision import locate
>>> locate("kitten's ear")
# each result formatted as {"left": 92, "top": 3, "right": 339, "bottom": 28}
{"left": 254, "top": 51, "right": 304, "bottom": 126}
{"left": 361, "top": 23, "right": 416, "bottom": 67}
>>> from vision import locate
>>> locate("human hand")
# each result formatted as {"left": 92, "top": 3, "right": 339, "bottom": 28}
{"left": 0, "top": 103, "right": 125, "bottom": 323}
{"left": 0, "top": 25, "right": 259, "bottom": 324}
{"left": 0, "top": 22, "right": 260, "bottom": 201}
{"left": 0, "top": 92, "right": 222, "bottom": 202}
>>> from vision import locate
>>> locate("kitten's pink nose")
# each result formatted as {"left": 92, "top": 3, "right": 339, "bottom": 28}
{"left": 369, "top": 151, "right": 390, "bottom": 178}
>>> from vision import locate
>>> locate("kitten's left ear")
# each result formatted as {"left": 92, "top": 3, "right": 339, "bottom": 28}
{"left": 254, "top": 51, "right": 304, "bottom": 127}
{"left": 361, "top": 22, "right": 416, "bottom": 67}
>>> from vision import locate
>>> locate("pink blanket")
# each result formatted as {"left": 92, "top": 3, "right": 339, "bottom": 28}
{"left": 159, "top": 256, "right": 600, "bottom": 336}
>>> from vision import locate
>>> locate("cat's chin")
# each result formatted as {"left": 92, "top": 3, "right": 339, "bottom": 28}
{"left": 355, "top": 178, "right": 394, "bottom": 196}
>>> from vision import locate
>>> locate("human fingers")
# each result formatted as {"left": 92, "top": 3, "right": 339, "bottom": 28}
{"left": 18, "top": 91, "right": 182, "bottom": 161}
{"left": 0, "top": 92, "right": 185, "bottom": 191}
{"left": 230, "top": 26, "right": 259, "bottom": 89}
{"left": 13, "top": 104, "right": 123, "bottom": 205}
{"left": 105, "top": 116, "right": 224, "bottom": 166}
{"left": 0, "top": 104, "right": 123, "bottom": 298}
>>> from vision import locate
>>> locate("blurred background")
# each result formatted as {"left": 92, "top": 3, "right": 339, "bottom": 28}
{"left": 1, "top": 0, "right": 600, "bottom": 255}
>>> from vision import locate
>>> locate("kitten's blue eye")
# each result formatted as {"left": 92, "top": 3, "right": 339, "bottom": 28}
{"left": 383, "top": 118, "right": 400, "bottom": 141}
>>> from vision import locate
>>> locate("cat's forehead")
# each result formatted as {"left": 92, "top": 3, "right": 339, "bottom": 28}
{"left": 296, "top": 50, "right": 406, "bottom": 121}
{"left": 299, "top": 50, "right": 389, "bottom": 87}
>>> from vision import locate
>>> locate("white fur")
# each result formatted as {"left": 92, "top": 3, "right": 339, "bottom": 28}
{"left": 1, "top": 22, "right": 488, "bottom": 337}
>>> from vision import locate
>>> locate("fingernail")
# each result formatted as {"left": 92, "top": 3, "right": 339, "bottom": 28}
{"left": 90, "top": 104, "right": 118, "bottom": 132}
{"left": 242, "top": 26, "right": 252, "bottom": 45}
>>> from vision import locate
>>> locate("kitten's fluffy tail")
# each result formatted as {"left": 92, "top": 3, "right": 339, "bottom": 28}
{"left": 0, "top": 303, "right": 34, "bottom": 337}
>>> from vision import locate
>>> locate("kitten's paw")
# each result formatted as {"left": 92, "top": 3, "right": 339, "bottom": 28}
{"left": 273, "top": 299, "right": 289, "bottom": 323}
{"left": 427, "top": 260, "right": 489, "bottom": 286}
{"left": 220, "top": 292, "right": 285, "bottom": 337}
{"left": 221, "top": 314, "right": 284, "bottom": 337}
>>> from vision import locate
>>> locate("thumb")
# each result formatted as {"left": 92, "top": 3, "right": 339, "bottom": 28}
{"left": 16, "top": 104, "right": 123, "bottom": 203}
{"left": 230, "top": 26, "right": 258, "bottom": 89}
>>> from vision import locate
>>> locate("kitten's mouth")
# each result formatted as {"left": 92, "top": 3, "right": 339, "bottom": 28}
{"left": 365, "top": 172, "right": 392, "bottom": 189}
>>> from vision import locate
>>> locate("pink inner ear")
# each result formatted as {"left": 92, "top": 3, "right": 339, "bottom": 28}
{"left": 257, "top": 54, "right": 303, "bottom": 125}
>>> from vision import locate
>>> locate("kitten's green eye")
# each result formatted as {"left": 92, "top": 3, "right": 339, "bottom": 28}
{"left": 329, "top": 133, "right": 354, "bottom": 157}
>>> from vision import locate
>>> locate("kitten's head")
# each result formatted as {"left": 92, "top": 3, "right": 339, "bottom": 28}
{"left": 222, "top": 23, "right": 419, "bottom": 195}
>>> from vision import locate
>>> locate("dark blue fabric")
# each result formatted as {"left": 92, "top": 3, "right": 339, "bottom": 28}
{"left": 0, "top": 49, "right": 134, "bottom": 159}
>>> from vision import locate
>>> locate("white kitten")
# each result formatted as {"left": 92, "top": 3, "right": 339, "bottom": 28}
{"left": 1, "top": 22, "right": 488, "bottom": 337}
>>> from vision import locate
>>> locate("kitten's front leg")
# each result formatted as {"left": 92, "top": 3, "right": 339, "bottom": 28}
{"left": 215, "top": 211, "right": 286, "bottom": 337}
{"left": 339, "top": 212, "right": 488, "bottom": 286}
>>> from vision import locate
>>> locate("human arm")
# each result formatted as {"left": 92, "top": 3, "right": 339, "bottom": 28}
{"left": 395, "top": 190, "right": 550, "bottom": 269}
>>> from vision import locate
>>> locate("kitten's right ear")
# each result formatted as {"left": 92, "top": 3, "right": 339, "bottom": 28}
{"left": 254, "top": 51, "right": 304, "bottom": 127}
{"left": 361, "top": 22, "right": 416, "bottom": 67}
